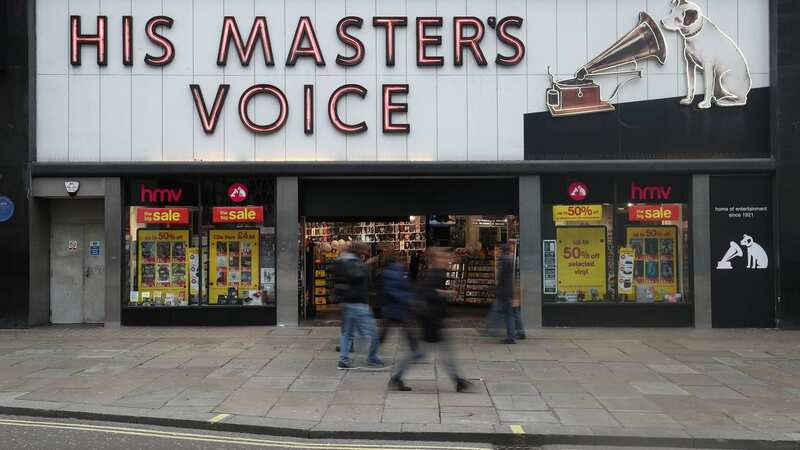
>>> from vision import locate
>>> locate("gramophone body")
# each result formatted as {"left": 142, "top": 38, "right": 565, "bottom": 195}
{"left": 547, "top": 12, "right": 667, "bottom": 118}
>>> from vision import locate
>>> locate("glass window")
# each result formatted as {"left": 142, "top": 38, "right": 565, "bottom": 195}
{"left": 124, "top": 178, "right": 276, "bottom": 308}
{"left": 542, "top": 176, "right": 692, "bottom": 304}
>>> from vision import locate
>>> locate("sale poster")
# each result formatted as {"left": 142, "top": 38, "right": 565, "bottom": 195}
{"left": 137, "top": 229, "right": 190, "bottom": 305}
{"left": 209, "top": 229, "right": 260, "bottom": 305}
{"left": 553, "top": 204, "right": 603, "bottom": 222}
{"left": 556, "top": 226, "right": 607, "bottom": 300}
{"left": 626, "top": 226, "right": 678, "bottom": 302}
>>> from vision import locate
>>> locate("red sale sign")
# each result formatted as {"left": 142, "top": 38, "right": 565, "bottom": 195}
{"left": 212, "top": 206, "right": 264, "bottom": 223}
{"left": 136, "top": 207, "right": 190, "bottom": 224}
{"left": 628, "top": 204, "right": 681, "bottom": 222}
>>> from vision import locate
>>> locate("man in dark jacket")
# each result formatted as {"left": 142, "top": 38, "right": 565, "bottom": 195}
{"left": 333, "top": 243, "right": 383, "bottom": 370}
{"left": 489, "top": 244, "right": 517, "bottom": 344}
{"left": 389, "top": 248, "right": 470, "bottom": 392}
{"left": 378, "top": 253, "right": 419, "bottom": 356}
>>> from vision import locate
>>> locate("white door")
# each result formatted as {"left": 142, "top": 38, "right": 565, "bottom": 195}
{"left": 50, "top": 224, "right": 105, "bottom": 323}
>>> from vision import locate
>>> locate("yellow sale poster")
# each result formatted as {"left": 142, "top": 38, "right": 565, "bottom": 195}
{"left": 553, "top": 204, "right": 603, "bottom": 222}
{"left": 209, "top": 229, "right": 260, "bottom": 304}
{"left": 556, "top": 226, "right": 607, "bottom": 300}
{"left": 137, "top": 229, "right": 189, "bottom": 305}
{"left": 625, "top": 226, "right": 678, "bottom": 301}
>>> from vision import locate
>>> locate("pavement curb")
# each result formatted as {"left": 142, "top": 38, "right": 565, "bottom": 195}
{"left": 0, "top": 405, "right": 798, "bottom": 450}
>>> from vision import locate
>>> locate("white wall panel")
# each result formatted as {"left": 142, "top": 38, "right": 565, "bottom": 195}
{"left": 69, "top": 0, "right": 101, "bottom": 76}
{"left": 131, "top": 0, "right": 162, "bottom": 76}
{"left": 345, "top": 75, "right": 378, "bottom": 161}
{"left": 466, "top": 0, "right": 495, "bottom": 75}
{"left": 555, "top": 0, "right": 586, "bottom": 78}
{"left": 526, "top": 0, "right": 556, "bottom": 75}
{"left": 467, "top": 75, "right": 497, "bottom": 160}
{"left": 162, "top": 76, "right": 194, "bottom": 161}
{"left": 224, "top": 76, "right": 256, "bottom": 161}
{"left": 222, "top": 0, "right": 256, "bottom": 77}
{"left": 253, "top": 75, "right": 287, "bottom": 160}
{"left": 284, "top": 75, "right": 316, "bottom": 160}
{"left": 285, "top": 0, "right": 317, "bottom": 76}
{"left": 131, "top": 75, "right": 163, "bottom": 160}
{"left": 68, "top": 75, "right": 101, "bottom": 161}
{"left": 498, "top": 75, "right": 526, "bottom": 161}
{"left": 739, "top": 0, "right": 770, "bottom": 75}
{"left": 376, "top": 0, "right": 408, "bottom": 76}
{"left": 497, "top": 0, "right": 526, "bottom": 76}
{"left": 36, "top": 75, "right": 69, "bottom": 161}
{"left": 37, "top": 0, "right": 68, "bottom": 75}
{"left": 163, "top": 0, "right": 194, "bottom": 76}
{"left": 99, "top": 75, "right": 132, "bottom": 161}
{"left": 99, "top": 0, "right": 130, "bottom": 74}
{"left": 436, "top": 75, "right": 467, "bottom": 160}
{"left": 254, "top": 0, "right": 286, "bottom": 76}
{"left": 377, "top": 76, "right": 409, "bottom": 161}
{"left": 315, "top": 77, "right": 348, "bottom": 161}
{"left": 406, "top": 0, "right": 437, "bottom": 77}
{"left": 194, "top": 0, "right": 223, "bottom": 75}
{"left": 191, "top": 75, "right": 224, "bottom": 161}
{"left": 36, "top": 0, "right": 773, "bottom": 163}
{"left": 437, "top": 0, "right": 466, "bottom": 76}
{"left": 406, "top": 75, "right": 437, "bottom": 160}
{"left": 345, "top": 0, "right": 377, "bottom": 77}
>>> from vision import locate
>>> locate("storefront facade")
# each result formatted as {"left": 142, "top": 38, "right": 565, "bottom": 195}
{"left": 2, "top": 0, "right": 798, "bottom": 328}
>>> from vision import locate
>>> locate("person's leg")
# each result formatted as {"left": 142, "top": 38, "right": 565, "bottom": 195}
{"left": 353, "top": 304, "right": 381, "bottom": 365}
{"left": 513, "top": 306, "right": 526, "bottom": 338}
{"left": 401, "top": 321, "right": 420, "bottom": 354}
{"left": 503, "top": 302, "right": 516, "bottom": 342}
{"left": 339, "top": 304, "right": 355, "bottom": 366}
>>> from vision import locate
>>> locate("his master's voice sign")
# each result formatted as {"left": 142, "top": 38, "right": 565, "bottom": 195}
{"left": 556, "top": 227, "right": 607, "bottom": 300}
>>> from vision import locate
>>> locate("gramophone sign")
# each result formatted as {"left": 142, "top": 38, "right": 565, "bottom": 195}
{"left": 546, "top": 12, "right": 667, "bottom": 118}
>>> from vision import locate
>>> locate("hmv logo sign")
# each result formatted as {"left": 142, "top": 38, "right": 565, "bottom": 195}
{"left": 139, "top": 185, "right": 183, "bottom": 203}
{"left": 630, "top": 182, "right": 672, "bottom": 201}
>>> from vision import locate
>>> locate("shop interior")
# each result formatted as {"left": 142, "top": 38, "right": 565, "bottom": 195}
{"left": 300, "top": 215, "right": 519, "bottom": 324}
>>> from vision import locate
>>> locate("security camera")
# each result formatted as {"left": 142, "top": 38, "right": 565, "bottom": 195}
{"left": 64, "top": 181, "right": 80, "bottom": 197}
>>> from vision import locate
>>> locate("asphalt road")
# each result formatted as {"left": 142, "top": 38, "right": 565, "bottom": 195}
{"left": 0, "top": 415, "right": 497, "bottom": 450}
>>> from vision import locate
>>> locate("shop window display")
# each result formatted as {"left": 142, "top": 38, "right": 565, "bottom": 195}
{"left": 125, "top": 178, "right": 276, "bottom": 308}
{"left": 542, "top": 176, "right": 692, "bottom": 304}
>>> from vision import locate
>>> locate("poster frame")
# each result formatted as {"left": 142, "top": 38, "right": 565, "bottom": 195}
{"left": 555, "top": 225, "right": 608, "bottom": 300}
{"left": 207, "top": 227, "right": 261, "bottom": 305}
{"left": 135, "top": 228, "right": 191, "bottom": 305}
{"left": 624, "top": 225, "right": 680, "bottom": 302}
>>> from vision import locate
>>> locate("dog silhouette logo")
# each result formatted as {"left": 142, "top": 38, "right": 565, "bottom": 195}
{"left": 716, "top": 234, "right": 768, "bottom": 270}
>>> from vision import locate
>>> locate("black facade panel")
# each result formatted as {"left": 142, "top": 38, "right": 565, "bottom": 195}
{"left": 300, "top": 178, "right": 519, "bottom": 217}
{"left": 525, "top": 88, "right": 770, "bottom": 160}
{"left": 775, "top": 0, "right": 800, "bottom": 328}
{"left": 0, "top": 0, "right": 29, "bottom": 327}
{"left": 121, "top": 306, "right": 277, "bottom": 326}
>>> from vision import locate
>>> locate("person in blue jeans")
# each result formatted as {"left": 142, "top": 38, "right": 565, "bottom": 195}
{"left": 488, "top": 244, "right": 517, "bottom": 344}
{"left": 333, "top": 243, "right": 383, "bottom": 370}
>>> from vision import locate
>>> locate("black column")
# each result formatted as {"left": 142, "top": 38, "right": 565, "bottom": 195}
{"left": 0, "top": 0, "right": 31, "bottom": 327}
{"left": 774, "top": 0, "right": 800, "bottom": 327}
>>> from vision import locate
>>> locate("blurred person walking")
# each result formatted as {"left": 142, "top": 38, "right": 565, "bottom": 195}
{"left": 488, "top": 244, "right": 517, "bottom": 344}
{"left": 332, "top": 242, "right": 384, "bottom": 370}
{"left": 389, "top": 247, "right": 471, "bottom": 392}
{"left": 378, "top": 252, "right": 420, "bottom": 357}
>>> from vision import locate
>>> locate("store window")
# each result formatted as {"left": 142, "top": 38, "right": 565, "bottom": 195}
{"left": 125, "top": 178, "right": 276, "bottom": 308}
{"left": 542, "top": 176, "right": 691, "bottom": 304}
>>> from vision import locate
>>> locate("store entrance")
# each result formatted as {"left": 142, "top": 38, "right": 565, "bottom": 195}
{"left": 298, "top": 178, "right": 520, "bottom": 326}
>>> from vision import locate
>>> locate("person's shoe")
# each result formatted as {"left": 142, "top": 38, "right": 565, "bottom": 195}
{"left": 455, "top": 378, "right": 472, "bottom": 393}
{"left": 337, "top": 360, "right": 355, "bottom": 370}
{"left": 365, "top": 358, "right": 386, "bottom": 370}
{"left": 501, "top": 338, "right": 516, "bottom": 344}
{"left": 516, "top": 333, "right": 527, "bottom": 340}
{"left": 388, "top": 377, "right": 412, "bottom": 391}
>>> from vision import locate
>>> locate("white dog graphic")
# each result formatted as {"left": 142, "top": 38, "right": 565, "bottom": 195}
{"left": 661, "top": 0, "right": 752, "bottom": 109}
{"left": 740, "top": 234, "right": 768, "bottom": 269}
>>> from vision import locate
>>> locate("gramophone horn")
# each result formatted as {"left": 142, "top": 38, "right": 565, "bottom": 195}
{"left": 577, "top": 12, "right": 667, "bottom": 80}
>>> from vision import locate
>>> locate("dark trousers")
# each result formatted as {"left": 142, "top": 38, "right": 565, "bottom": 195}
{"left": 379, "top": 319, "right": 419, "bottom": 353}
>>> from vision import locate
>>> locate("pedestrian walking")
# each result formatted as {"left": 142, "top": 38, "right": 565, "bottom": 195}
{"left": 487, "top": 244, "right": 517, "bottom": 344}
{"left": 389, "top": 247, "right": 471, "bottom": 392}
{"left": 378, "top": 252, "right": 420, "bottom": 357}
{"left": 332, "top": 242, "right": 384, "bottom": 370}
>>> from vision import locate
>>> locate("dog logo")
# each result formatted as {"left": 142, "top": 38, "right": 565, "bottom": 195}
{"left": 661, "top": 0, "right": 752, "bottom": 109}
{"left": 716, "top": 234, "right": 768, "bottom": 270}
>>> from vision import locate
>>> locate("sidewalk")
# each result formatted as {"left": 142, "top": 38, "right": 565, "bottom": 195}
{"left": 0, "top": 325, "right": 799, "bottom": 449}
